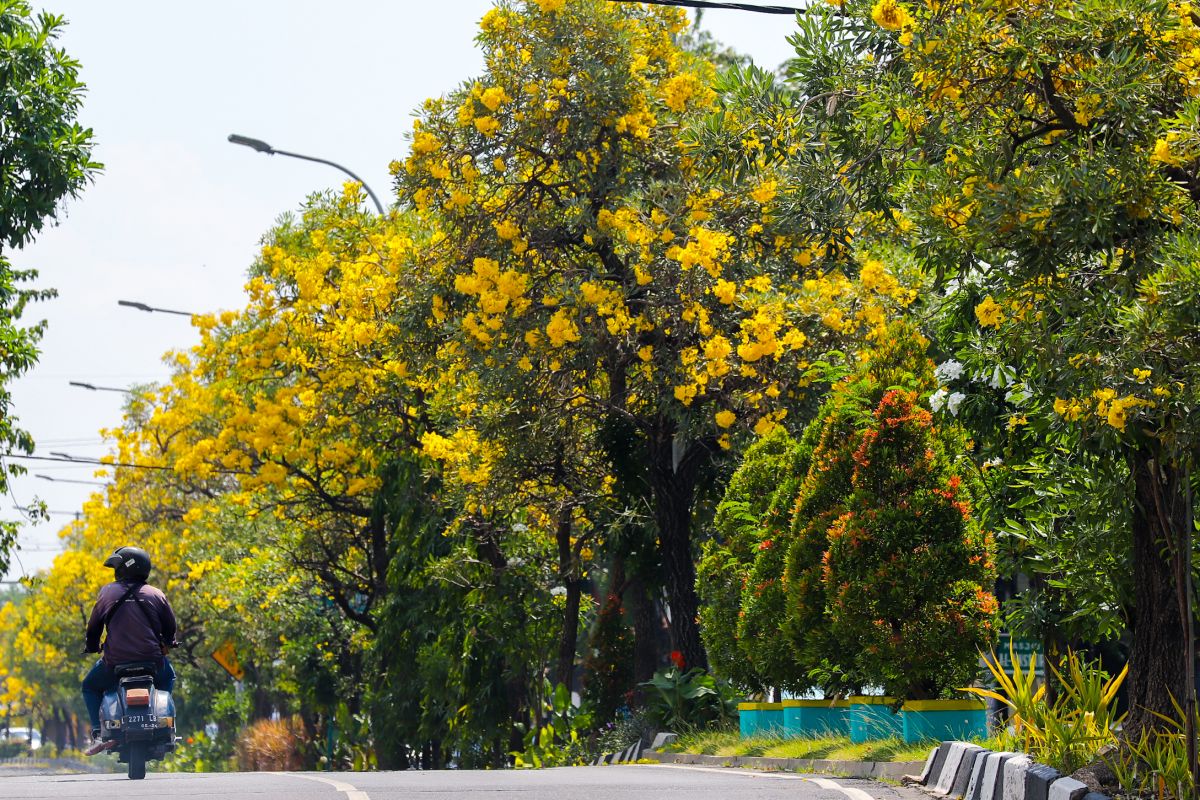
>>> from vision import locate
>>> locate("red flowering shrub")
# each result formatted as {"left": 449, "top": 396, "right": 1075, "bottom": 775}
{"left": 824, "top": 389, "right": 997, "bottom": 699}
{"left": 781, "top": 321, "right": 938, "bottom": 697}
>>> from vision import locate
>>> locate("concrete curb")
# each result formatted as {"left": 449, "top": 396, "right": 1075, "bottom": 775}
{"left": 592, "top": 739, "right": 643, "bottom": 765}
{"left": 913, "top": 742, "right": 1109, "bottom": 800}
{"left": 639, "top": 749, "right": 924, "bottom": 779}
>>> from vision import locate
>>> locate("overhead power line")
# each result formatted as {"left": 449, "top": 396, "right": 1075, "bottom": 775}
{"left": 607, "top": 0, "right": 807, "bottom": 13}
{"left": 1, "top": 452, "right": 245, "bottom": 476}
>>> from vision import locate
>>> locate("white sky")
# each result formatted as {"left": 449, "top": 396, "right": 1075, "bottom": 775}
{"left": 3, "top": 0, "right": 801, "bottom": 581}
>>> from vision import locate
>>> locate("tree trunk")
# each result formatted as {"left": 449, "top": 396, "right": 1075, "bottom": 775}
{"left": 648, "top": 421, "right": 709, "bottom": 672}
{"left": 629, "top": 573, "right": 660, "bottom": 685}
{"left": 1125, "top": 446, "right": 1190, "bottom": 736}
{"left": 555, "top": 513, "right": 582, "bottom": 691}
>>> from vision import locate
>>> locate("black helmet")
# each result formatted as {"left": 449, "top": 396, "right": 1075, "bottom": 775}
{"left": 103, "top": 546, "right": 152, "bottom": 582}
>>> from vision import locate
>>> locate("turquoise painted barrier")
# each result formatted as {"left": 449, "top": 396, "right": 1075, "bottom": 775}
{"left": 848, "top": 696, "right": 903, "bottom": 743}
{"left": 738, "top": 702, "right": 784, "bottom": 737}
{"left": 901, "top": 699, "right": 988, "bottom": 743}
{"left": 782, "top": 699, "right": 851, "bottom": 737}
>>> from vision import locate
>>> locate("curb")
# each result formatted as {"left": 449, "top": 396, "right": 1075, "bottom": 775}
{"left": 638, "top": 749, "right": 924, "bottom": 779}
{"left": 910, "top": 741, "right": 1107, "bottom": 800}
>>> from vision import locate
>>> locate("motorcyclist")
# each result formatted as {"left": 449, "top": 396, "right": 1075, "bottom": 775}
{"left": 81, "top": 546, "right": 178, "bottom": 754}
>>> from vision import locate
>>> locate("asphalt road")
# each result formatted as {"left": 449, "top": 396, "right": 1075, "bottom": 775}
{"left": 0, "top": 764, "right": 929, "bottom": 800}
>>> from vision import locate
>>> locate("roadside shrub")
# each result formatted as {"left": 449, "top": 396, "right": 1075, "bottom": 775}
{"left": 782, "top": 321, "right": 940, "bottom": 698}
{"left": 639, "top": 667, "right": 738, "bottom": 732}
{"left": 235, "top": 716, "right": 307, "bottom": 771}
{"left": 968, "top": 647, "right": 1125, "bottom": 776}
{"left": 826, "top": 389, "right": 997, "bottom": 699}
{"left": 698, "top": 428, "right": 798, "bottom": 692}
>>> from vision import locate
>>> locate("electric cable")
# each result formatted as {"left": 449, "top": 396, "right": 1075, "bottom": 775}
{"left": 607, "top": 0, "right": 807, "bottom": 14}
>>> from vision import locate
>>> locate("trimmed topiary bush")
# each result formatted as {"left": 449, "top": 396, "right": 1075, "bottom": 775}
{"left": 698, "top": 428, "right": 797, "bottom": 693}
{"left": 825, "top": 388, "right": 997, "bottom": 699}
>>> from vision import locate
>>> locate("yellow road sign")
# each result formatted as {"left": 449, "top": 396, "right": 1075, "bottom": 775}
{"left": 211, "top": 639, "right": 245, "bottom": 681}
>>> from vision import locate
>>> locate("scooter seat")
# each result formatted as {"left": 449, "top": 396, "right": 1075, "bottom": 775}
{"left": 114, "top": 661, "right": 157, "bottom": 677}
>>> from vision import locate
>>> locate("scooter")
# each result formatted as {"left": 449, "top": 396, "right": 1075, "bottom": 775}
{"left": 95, "top": 661, "right": 177, "bottom": 779}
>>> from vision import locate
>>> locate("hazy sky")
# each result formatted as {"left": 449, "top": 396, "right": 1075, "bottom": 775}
{"left": 3, "top": 1, "right": 800, "bottom": 580}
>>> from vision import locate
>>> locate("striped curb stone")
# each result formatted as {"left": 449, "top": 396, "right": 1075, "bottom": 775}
{"left": 977, "top": 751, "right": 1018, "bottom": 800}
{"left": 962, "top": 751, "right": 985, "bottom": 800}
{"left": 1047, "top": 776, "right": 1089, "bottom": 800}
{"left": 934, "top": 743, "right": 984, "bottom": 795}
{"left": 962, "top": 746, "right": 990, "bottom": 800}
{"left": 950, "top": 748, "right": 987, "bottom": 799}
{"left": 1024, "top": 763, "right": 1061, "bottom": 800}
{"left": 1002, "top": 755, "right": 1033, "bottom": 800}
{"left": 918, "top": 744, "right": 943, "bottom": 783}
{"left": 925, "top": 742, "right": 955, "bottom": 785}
{"left": 916, "top": 743, "right": 1107, "bottom": 800}
{"left": 649, "top": 732, "right": 677, "bottom": 750}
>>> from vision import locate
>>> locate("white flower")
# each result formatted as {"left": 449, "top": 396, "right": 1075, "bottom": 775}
{"left": 929, "top": 388, "right": 948, "bottom": 412}
{"left": 507, "top": 557, "right": 526, "bottom": 568}
{"left": 1004, "top": 384, "right": 1029, "bottom": 406}
{"left": 984, "top": 457, "right": 1003, "bottom": 468}
{"left": 947, "top": 391, "right": 966, "bottom": 416}
{"left": 550, "top": 586, "right": 567, "bottom": 597}
{"left": 934, "top": 360, "right": 964, "bottom": 384}
{"left": 511, "top": 523, "right": 528, "bottom": 533}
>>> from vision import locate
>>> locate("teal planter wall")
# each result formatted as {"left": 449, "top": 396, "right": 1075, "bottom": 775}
{"left": 738, "top": 702, "right": 784, "bottom": 737}
{"left": 901, "top": 700, "right": 988, "bottom": 743}
{"left": 783, "top": 700, "right": 850, "bottom": 737}
{"left": 848, "top": 696, "right": 903, "bottom": 743}
{"left": 738, "top": 703, "right": 757, "bottom": 737}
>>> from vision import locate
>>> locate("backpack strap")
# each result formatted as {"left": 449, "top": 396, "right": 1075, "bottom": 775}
{"left": 129, "top": 586, "right": 168, "bottom": 651}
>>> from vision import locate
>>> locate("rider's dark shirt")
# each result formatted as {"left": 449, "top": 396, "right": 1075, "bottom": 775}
{"left": 84, "top": 581, "right": 178, "bottom": 666}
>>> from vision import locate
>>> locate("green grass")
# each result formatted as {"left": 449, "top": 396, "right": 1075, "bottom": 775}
{"left": 665, "top": 731, "right": 1007, "bottom": 763}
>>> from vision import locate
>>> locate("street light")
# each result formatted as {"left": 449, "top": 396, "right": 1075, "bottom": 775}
{"left": 227, "top": 133, "right": 387, "bottom": 216}
{"left": 35, "top": 474, "right": 107, "bottom": 486}
{"left": 118, "top": 299, "right": 196, "bottom": 317}
{"left": 69, "top": 381, "right": 133, "bottom": 395}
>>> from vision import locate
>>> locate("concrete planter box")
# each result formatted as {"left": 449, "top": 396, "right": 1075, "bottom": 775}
{"left": 901, "top": 699, "right": 988, "bottom": 744}
{"left": 848, "top": 696, "right": 903, "bottom": 742}
{"left": 782, "top": 699, "right": 851, "bottom": 737}
{"left": 737, "top": 702, "right": 784, "bottom": 737}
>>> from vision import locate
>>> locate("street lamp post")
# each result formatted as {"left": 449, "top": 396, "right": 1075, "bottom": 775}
{"left": 227, "top": 133, "right": 387, "bottom": 216}
{"left": 117, "top": 300, "right": 196, "bottom": 317}
{"left": 69, "top": 381, "right": 133, "bottom": 395}
{"left": 35, "top": 474, "right": 107, "bottom": 487}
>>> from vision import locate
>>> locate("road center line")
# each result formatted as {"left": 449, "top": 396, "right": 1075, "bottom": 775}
{"left": 272, "top": 772, "right": 371, "bottom": 800}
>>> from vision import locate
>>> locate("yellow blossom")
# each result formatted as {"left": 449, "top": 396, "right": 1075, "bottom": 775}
{"left": 871, "top": 0, "right": 912, "bottom": 31}
{"left": 975, "top": 296, "right": 1005, "bottom": 328}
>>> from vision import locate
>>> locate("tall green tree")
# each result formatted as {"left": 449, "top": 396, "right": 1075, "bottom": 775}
{"left": 0, "top": 0, "right": 98, "bottom": 573}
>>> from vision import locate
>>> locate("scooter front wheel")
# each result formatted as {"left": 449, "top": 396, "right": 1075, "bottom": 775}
{"left": 127, "top": 742, "right": 147, "bottom": 780}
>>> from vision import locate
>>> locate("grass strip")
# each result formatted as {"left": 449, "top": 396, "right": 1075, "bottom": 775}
{"left": 665, "top": 731, "right": 1005, "bottom": 763}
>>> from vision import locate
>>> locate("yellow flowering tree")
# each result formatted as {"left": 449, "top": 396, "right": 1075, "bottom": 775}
{"left": 397, "top": 0, "right": 916, "bottom": 669}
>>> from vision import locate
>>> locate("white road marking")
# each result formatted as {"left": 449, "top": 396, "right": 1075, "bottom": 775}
{"left": 644, "top": 764, "right": 808, "bottom": 779}
{"left": 273, "top": 772, "right": 371, "bottom": 800}
{"left": 808, "top": 776, "right": 878, "bottom": 800}
{"left": 646, "top": 764, "right": 887, "bottom": 800}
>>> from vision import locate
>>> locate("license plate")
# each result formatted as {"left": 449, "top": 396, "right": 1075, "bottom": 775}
{"left": 124, "top": 715, "right": 157, "bottom": 725}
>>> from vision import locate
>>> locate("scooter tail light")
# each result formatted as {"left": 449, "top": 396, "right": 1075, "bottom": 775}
{"left": 126, "top": 687, "right": 151, "bottom": 706}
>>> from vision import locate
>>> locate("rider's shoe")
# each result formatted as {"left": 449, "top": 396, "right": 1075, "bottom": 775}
{"left": 83, "top": 729, "right": 113, "bottom": 756}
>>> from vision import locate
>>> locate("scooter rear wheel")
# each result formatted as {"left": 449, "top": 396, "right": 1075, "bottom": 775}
{"left": 128, "top": 742, "right": 147, "bottom": 780}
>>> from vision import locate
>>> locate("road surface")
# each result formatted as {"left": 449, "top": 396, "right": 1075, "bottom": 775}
{"left": 1, "top": 764, "right": 928, "bottom": 800}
